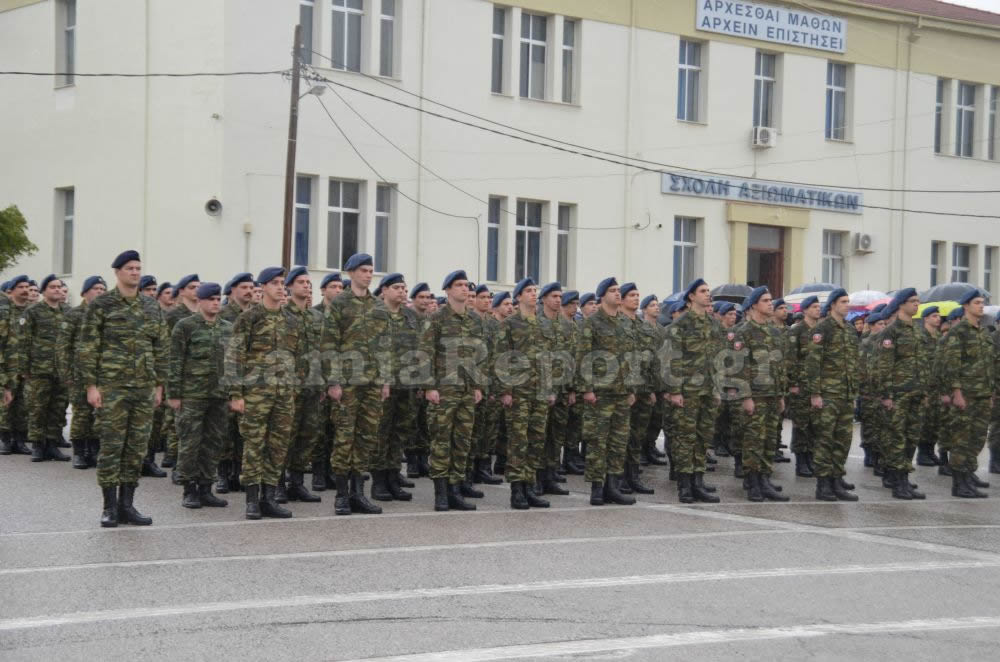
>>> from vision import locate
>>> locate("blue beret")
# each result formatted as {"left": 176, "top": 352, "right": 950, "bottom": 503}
{"left": 668, "top": 300, "right": 688, "bottom": 315}
{"left": 492, "top": 291, "right": 511, "bottom": 308}
{"left": 475, "top": 283, "right": 490, "bottom": 295}
{"left": 257, "top": 266, "right": 285, "bottom": 285}
{"left": 175, "top": 274, "right": 200, "bottom": 291}
{"left": 342, "top": 278, "right": 351, "bottom": 289}
{"left": 343, "top": 253, "right": 373, "bottom": 272}
{"left": 958, "top": 289, "right": 983, "bottom": 305}
{"left": 196, "top": 282, "right": 222, "bottom": 299}
{"left": 435, "top": 296, "right": 447, "bottom": 306}
{"left": 892, "top": 288, "right": 918, "bottom": 308}
{"left": 441, "top": 269, "right": 468, "bottom": 290}
{"left": 0, "top": 281, "right": 7, "bottom": 292}
{"left": 882, "top": 298, "right": 900, "bottom": 318}
{"left": 921, "top": 305, "right": 940, "bottom": 318}
{"left": 39, "top": 274, "right": 60, "bottom": 292}
{"left": 379, "top": 272, "right": 405, "bottom": 291}
{"left": 156, "top": 282, "right": 172, "bottom": 297}
{"left": 872, "top": 303, "right": 887, "bottom": 314}
{"left": 619, "top": 282, "right": 637, "bottom": 298}
{"left": 683, "top": 278, "right": 707, "bottom": 302}
{"left": 226, "top": 272, "right": 254, "bottom": 294}
{"left": 773, "top": 298, "right": 787, "bottom": 309}
{"left": 139, "top": 275, "right": 157, "bottom": 290}
{"left": 321, "top": 272, "right": 342, "bottom": 288}
{"left": 512, "top": 277, "right": 536, "bottom": 300}
{"left": 946, "top": 307, "right": 964, "bottom": 322}
{"left": 595, "top": 277, "right": 618, "bottom": 299}
{"left": 742, "top": 286, "right": 769, "bottom": 312}
{"left": 640, "top": 294, "right": 658, "bottom": 310}
{"left": 410, "top": 282, "right": 429, "bottom": 299}
{"left": 111, "top": 250, "right": 140, "bottom": 269}
{"left": 580, "top": 292, "right": 596, "bottom": 306}
{"left": 171, "top": 286, "right": 182, "bottom": 299}
{"left": 28, "top": 279, "right": 37, "bottom": 287}
{"left": 718, "top": 302, "right": 735, "bottom": 315}
{"left": 867, "top": 311, "right": 883, "bottom": 324}
{"left": 81, "top": 275, "right": 106, "bottom": 295}
{"left": 827, "top": 288, "right": 849, "bottom": 306}
{"left": 562, "top": 290, "right": 580, "bottom": 306}
{"left": 539, "top": 282, "right": 562, "bottom": 299}
{"left": 8, "top": 275, "right": 29, "bottom": 289}
{"left": 800, "top": 295, "right": 820, "bottom": 310}
{"left": 284, "top": 266, "right": 309, "bottom": 286}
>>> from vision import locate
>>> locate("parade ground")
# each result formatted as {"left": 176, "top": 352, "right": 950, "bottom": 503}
{"left": 2, "top": 426, "right": 999, "bottom": 661}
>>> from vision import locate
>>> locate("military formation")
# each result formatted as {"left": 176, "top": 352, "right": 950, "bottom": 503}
{"left": 2, "top": 249, "right": 999, "bottom": 528}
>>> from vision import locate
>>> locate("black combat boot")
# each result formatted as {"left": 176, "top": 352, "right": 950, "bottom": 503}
{"left": 334, "top": 475, "right": 351, "bottom": 515}
{"left": 417, "top": 453, "right": 431, "bottom": 477}
{"left": 837, "top": 476, "right": 855, "bottom": 491}
{"left": 274, "top": 471, "right": 288, "bottom": 504}
{"left": 758, "top": 474, "right": 789, "bottom": 502}
{"left": 46, "top": 439, "right": 70, "bottom": 460}
{"left": 831, "top": 476, "right": 859, "bottom": 501}
{"left": 916, "top": 443, "right": 939, "bottom": 466}
{"left": 862, "top": 445, "right": 873, "bottom": 467}
{"left": 56, "top": 434, "right": 70, "bottom": 448}
{"left": 510, "top": 482, "right": 529, "bottom": 510}
{"left": 141, "top": 448, "right": 167, "bottom": 477}
{"left": 873, "top": 452, "right": 885, "bottom": 477}
{"left": 287, "top": 470, "right": 321, "bottom": 502}
{"left": 0, "top": 431, "right": 12, "bottom": 455}
{"left": 460, "top": 471, "right": 484, "bottom": 498}
{"left": 805, "top": 452, "right": 817, "bottom": 475}
{"left": 603, "top": 474, "right": 635, "bottom": 505}
{"left": 625, "top": 463, "right": 654, "bottom": 495}
{"left": 397, "top": 471, "right": 415, "bottom": 488}
{"left": 891, "top": 470, "right": 913, "bottom": 500}
{"left": 230, "top": 458, "right": 244, "bottom": 492}
{"left": 795, "top": 452, "right": 814, "bottom": 477}
{"left": 86, "top": 438, "right": 100, "bottom": 467}
{"left": 733, "top": 452, "right": 745, "bottom": 479}
{"left": 216, "top": 461, "right": 231, "bottom": 493}
{"left": 170, "top": 468, "right": 181, "bottom": 485}
{"left": 448, "top": 482, "right": 477, "bottom": 510}
{"left": 563, "top": 447, "right": 585, "bottom": 475}
{"left": 348, "top": 472, "right": 383, "bottom": 514}
{"left": 543, "top": 468, "right": 570, "bottom": 495}
{"left": 260, "top": 484, "right": 293, "bottom": 518}
{"left": 676, "top": 474, "right": 694, "bottom": 504}
{"left": 492, "top": 454, "right": 507, "bottom": 476}
{"left": 964, "top": 473, "right": 988, "bottom": 498}
{"left": 199, "top": 482, "right": 228, "bottom": 507}
{"left": 160, "top": 455, "right": 175, "bottom": 468}
{"left": 30, "top": 441, "right": 45, "bottom": 462}
{"left": 590, "top": 481, "right": 605, "bottom": 506}
{"left": 405, "top": 451, "right": 421, "bottom": 478}
{"left": 386, "top": 471, "right": 413, "bottom": 501}
{"left": 691, "top": 473, "right": 720, "bottom": 503}
{"left": 773, "top": 448, "right": 791, "bottom": 463}
{"left": 433, "top": 477, "right": 450, "bottom": 511}
{"left": 646, "top": 442, "right": 668, "bottom": 465}
{"left": 71, "top": 440, "right": 88, "bottom": 469}
{"left": 100, "top": 486, "right": 119, "bottom": 527}
{"left": 245, "top": 484, "right": 262, "bottom": 519}
{"left": 815, "top": 476, "right": 837, "bottom": 501}
{"left": 475, "top": 458, "right": 503, "bottom": 485}
{"left": 882, "top": 468, "right": 897, "bottom": 489}
{"left": 694, "top": 472, "right": 717, "bottom": 493}
{"left": 746, "top": 471, "right": 764, "bottom": 502}
{"left": 937, "top": 450, "right": 953, "bottom": 476}
{"left": 990, "top": 447, "right": 1000, "bottom": 475}
{"left": 11, "top": 432, "right": 32, "bottom": 455}
{"left": 524, "top": 480, "right": 549, "bottom": 508}
{"left": 968, "top": 472, "right": 990, "bottom": 489}
{"left": 118, "top": 484, "right": 152, "bottom": 525}
{"left": 371, "top": 469, "right": 394, "bottom": 502}
{"left": 761, "top": 474, "right": 783, "bottom": 493}
{"left": 182, "top": 482, "right": 202, "bottom": 509}
{"left": 952, "top": 472, "right": 980, "bottom": 499}
{"left": 617, "top": 472, "right": 634, "bottom": 495}
{"left": 311, "top": 460, "right": 327, "bottom": 491}
{"left": 667, "top": 450, "right": 678, "bottom": 482}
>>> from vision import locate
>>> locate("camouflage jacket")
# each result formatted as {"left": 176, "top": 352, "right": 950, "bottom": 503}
{"left": 385, "top": 304, "right": 424, "bottom": 390}
{"left": 165, "top": 303, "right": 196, "bottom": 333}
{"left": 321, "top": 288, "right": 393, "bottom": 387}
{"left": 803, "top": 315, "right": 859, "bottom": 399}
{"left": 936, "top": 319, "right": 995, "bottom": 398}
{"left": 575, "top": 307, "right": 635, "bottom": 395}
{"left": 18, "top": 301, "right": 66, "bottom": 377}
{"left": 498, "top": 310, "right": 554, "bottom": 397}
{"left": 873, "top": 319, "right": 926, "bottom": 398}
{"left": 542, "top": 310, "right": 578, "bottom": 394}
{"left": 734, "top": 318, "right": 787, "bottom": 398}
{"left": 226, "top": 305, "right": 301, "bottom": 397}
{"left": 859, "top": 333, "right": 878, "bottom": 396}
{"left": 167, "top": 315, "right": 233, "bottom": 400}
{"left": 0, "top": 301, "right": 26, "bottom": 388}
{"left": 418, "top": 303, "right": 487, "bottom": 391}
{"left": 621, "top": 314, "right": 659, "bottom": 394}
{"left": 785, "top": 320, "right": 819, "bottom": 388}
{"left": 78, "top": 287, "right": 169, "bottom": 389}
{"left": 663, "top": 310, "right": 720, "bottom": 397}
{"left": 287, "top": 302, "right": 325, "bottom": 388}
{"left": 219, "top": 301, "right": 252, "bottom": 325}
{"left": 57, "top": 302, "right": 88, "bottom": 384}
{"left": 483, "top": 315, "right": 502, "bottom": 393}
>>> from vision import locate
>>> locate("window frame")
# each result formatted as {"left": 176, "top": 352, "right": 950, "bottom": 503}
{"left": 379, "top": 0, "right": 395, "bottom": 77}
{"left": 55, "top": 187, "right": 74, "bottom": 276}
{"left": 326, "top": 178, "right": 363, "bottom": 270}
{"left": 556, "top": 203, "right": 572, "bottom": 285}
{"left": 299, "top": 0, "right": 315, "bottom": 65}
{"left": 294, "top": 175, "right": 315, "bottom": 268}
{"left": 515, "top": 199, "right": 543, "bottom": 283}
{"left": 930, "top": 241, "right": 942, "bottom": 287}
{"left": 374, "top": 183, "right": 393, "bottom": 272}
{"left": 331, "top": 0, "right": 364, "bottom": 72}
{"left": 821, "top": 230, "right": 845, "bottom": 287}
{"left": 59, "top": 0, "right": 76, "bottom": 87}
{"left": 561, "top": 19, "right": 576, "bottom": 104}
{"left": 951, "top": 243, "right": 972, "bottom": 283}
{"left": 491, "top": 7, "right": 507, "bottom": 94}
{"left": 825, "top": 62, "right": 848, "bottom": 141}
{"left": 487, "top": 197, "right": 502, "bottom": 282}
{"left": 984, "top": 246, "right": 995, "bottom": 294}
{"left": 672, "top": 216, "right": 698, "bottom": 293}
{"left": 955, "top": 81, "right": 976, "bottom": 158}
{"left": 677, "top": 39, "right": 702, "bottom": 123}
{"left": 519, "top": 12, "right": 547, "bottom": 100}
{"left": 989, "top": 86, "right": 997, "bottom": 162}
{"left": 753, "top": 51, "right": 777, "bottom": 129}
{"left": 934, "top": 78, "right": 945, "bottom": 154}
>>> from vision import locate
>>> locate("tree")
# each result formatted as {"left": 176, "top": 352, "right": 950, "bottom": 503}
{"left": 0, "top": 205, "right": 38, "bottom": 272}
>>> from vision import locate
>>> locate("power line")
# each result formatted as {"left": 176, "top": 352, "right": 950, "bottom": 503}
{"left": 0, "top": 70, "right": 288, "bottom": 78}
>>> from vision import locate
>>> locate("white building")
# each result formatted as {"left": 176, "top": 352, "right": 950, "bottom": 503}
{"left": 1, "top": 0, "right": 999, "bottom": 300}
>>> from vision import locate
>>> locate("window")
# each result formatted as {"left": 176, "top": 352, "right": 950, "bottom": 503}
{"left": 825, "top": 62, "right": 847, "bottom": 140}
{"left": 299, "top": 0, "right": 314, "bottom": 64}
{"left": 677, "top": 40, "right": 702, "bottom": 122}
{"left": 515, "top": 200, "right": 542, "bottom": 282}
{"left": 332, "top": 0, "right": 363, "bottom": 72}
{"left": 375, "top": 184, "right": 392, "bottom": 272}
{"left": 930, "top": 241, "right": 943, "bottom": 286}
{"left": 952, "top": 243, "right": 971, "bottom": 282}
{"left": 487, "top": 197, "right": 501, "bottom": 281}
{"left": 557, "top": 204, "right": 572, "bottom": 285}
{"left": 990, "top": 87, "right": 997, "bottom": 161}
{"left": 57, "top": 188, "right": 74, "bottom": 275}
{"left": 491, "top": 7, "right": 506, "bottom": 94}
{"left": 519, "top": 13, "right": 546, "bottom": 100}
{"left": 59, "top": 0, "right": 76, "bottom": 86}
{"left": 753, "top": 51, "right": 776, "bottom": 128}
{"left": 985, "top": 247, "right": 995, "bottom": 293}
{"left": 955, "top": 82, "right": 975, "bottom": 158}
{"left": 327, "top": 179, "right": 361, "bottom": 269}
{"left": 672, "top": 217, "right": 697, "bottom": 293}
{"left": 934, "top": 78, "right": 945, "bottom": 154}
{"left": 294, "top": 176, "right": 314, "bottom": 267}
{"left": 822, "top": 231, "right": 844, "bottom": 286}
{"left": 561, "top": 20, "right": 575, "bottom": 103}
{"left": 379, "top": 0, "right": 395, "bottom": 76}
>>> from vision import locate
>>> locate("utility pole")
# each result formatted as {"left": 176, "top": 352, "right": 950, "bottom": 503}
{"left": 281, "top": 23, "right": 302, "bottom": 271}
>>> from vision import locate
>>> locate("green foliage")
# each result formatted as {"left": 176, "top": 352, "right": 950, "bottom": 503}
{"left": 0, "top": 205, "right": 38, "bottom": 272}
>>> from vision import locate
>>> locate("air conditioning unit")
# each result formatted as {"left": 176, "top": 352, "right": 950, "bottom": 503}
{"left": 853, "top": 232, "right": 874, "bottom": 254}
{"left": 751, "top": 126, "right": 777, "bottom": 149}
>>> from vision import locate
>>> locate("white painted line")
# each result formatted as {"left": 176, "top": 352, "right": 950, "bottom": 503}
{"left": 341, "top": 616, "right": 1000, "bottom": 661}
{"left": 0, "top": 560, "right": 996, "bottom": 632}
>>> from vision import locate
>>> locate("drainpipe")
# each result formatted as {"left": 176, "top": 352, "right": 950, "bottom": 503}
{"left": 141, "top": 0, "right": 151, "bottom": 260}
{"left": 621, "top": 0, "right": 635, "bottom": 279}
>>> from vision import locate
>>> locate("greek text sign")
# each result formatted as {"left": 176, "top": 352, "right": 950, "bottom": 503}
{"left": 661, "top": 172, "right": 863, "bottom": 214}
{"left": 696, "top": 0, "right": 847, "bottom": 53}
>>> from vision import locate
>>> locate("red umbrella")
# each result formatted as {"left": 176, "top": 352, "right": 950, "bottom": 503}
{"left": 864, "top": 297, "right": 892, "bottom": 311}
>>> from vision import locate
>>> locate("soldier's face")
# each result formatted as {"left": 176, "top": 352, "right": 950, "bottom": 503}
{"left": 385, "top": 282, "right": 408, "bottom": 306}
{"left": 199, "top": 295, "right": 222, "bottom": 316}
{"left": 290, "top": 275, "right": 311, "bottom": 300}
{"left": 324, "top": 282, "right": 344, "bottom": 302}
{"left": 925, "top": 312, "right": 941, "bottom": 330}
{"left": 475, "top": 291, "right": 492, "bottom": 313}
{"left": 157, "top": 288, "right": 173, "bottom": 304}
{"left": 691, "top": 284, "right": 712, "bottom": 309}
{"left": 603, "top": 285, "right": 621, "bottom": 307}
{"left": 563, "top": 301, "right": 579, "bottom": 318}
{"left": 351, "top": 265, "right": 374, "bottom": 289}
{"left": 261, "top": 279, "right": 284, "bottom": 305}
{"left": 872, "top": 321, "right": 886, "bottom": 333}
{"left": 141, "top": 285, "right": 157, "bottom": 297}
{"left": 11, "top": 283, "right": 30, "bottom": 304}
{"left": 519, "top": 285, "right": 538, "bottom": 308}
{"left": 542, "top": 291, "right": 562, "bottom": 313}
{"left": 966, "top": 297, "right": 985, "bottom": 318}
{"left": 774, "top": 305, "right": 788, "bottom": 321}
{"left": 755, "top": 293, "right": 774, "bottom": 315}
{"left": 622, "top": 290, "right": 640, "bottom": 312}
{"left": 252, "top": 286, "right": 262, "bottom": 303}
{"left": 831, "top": 296, "right": 850, "bottom": 318}
{"left": 427, "top": 300, "right": 438, "bottom": 314}
{"left": 28, "top": 286, "right": 39, "bottom": 302}
{"left": 582, "top": 301, "right": 597, "bottom": 317}
{"left": 499, "top": 299, "right": 514, "bottom": 317}
{"left": 85, "top": 284, "right": 107, "bottom": 303}
{"left": 447, "top": 280, "right": 469, "bottom": 304}
{"left": 117, "top": 261, "right": 142, "bottom": 288}
{"left": 42, "top": 281, "right": 63, "bottom": 304}
{"left": 722, "top": 311, "right": 737, "bottom": 327}
{"left": 644, "top": 301, "right": 660, "bottom": 319}
{"left": 804, "top": 303, "right": 821, "bottom": 321}
{"left": 413, "top": 291, "right": 432, "bottom": 312}
{"left": 901, "top": 296, "right": 920, "bottom": 317}
{"left": 232, "top": 282, "right": 254, "bottom": 304}
{"left": 181, "top": 282, "right": 200, "bottom": 303}
{"left": 59, "top": 284, "right": 68, "bottom": 301}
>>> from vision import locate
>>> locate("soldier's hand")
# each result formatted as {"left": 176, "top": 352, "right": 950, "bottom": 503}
{"left": 154, "top": 386, "right": 163, "bottom": 409}
{"left": 881, "top": 398, "right": 894, "bottom": 410}
{"left": 474, "top": 389, "right": 483, "bottom": 404}
{"left": 167, "top": 398, "right": 181, "bottom": 411}
{"left": 940, "top": 395, "right": 951, "bottom": 405}
{"left": 789, "top": 386, "right": 800, "bottom": 395}
{"left": 568, "top": 392, "right": 576, "bottom": 406}
{"left": 742, "top": 398, "right": 755, "bottom": 415}
{"left": 811, "top": 395, "right": 823, "bottom": 409}
{"left": 381, "top": 384, "right": 391, "bottom": 401}
{"left": 87, "top": 385, "right": 103, "bottom": 409}
{"left": 627, "top": 394, "right": 636, "bottom": 407}
{"left": 2, "top": 389, "right": 11, "bottom": 407}
{"left": 547, "top": 395, "right": 556, "bottom": 406}
{"left": 952, "top": 389, "right": 967, "bottom": 411}
{"left": 778, "top": 397, "right": 785, "bottom": 414}
{"left": 648, "top": 393, "right": 656, "bottom": 405}
{"left": 230, "top": 398, "right": 245, "bottom": 413}
{"left": 501, "top": 394, "right": 512, "bottom": 408}
{"left": 328, "top": 385, "right": 343, "bottom": 402}
{"left": 668, "top": 393, "right": 684, "bottom": 408}
{"left": 426, "top": 389, "right": 440, "bottom": 405}
{"left": 583, "top": 391, "right": 597, "bottom": 405}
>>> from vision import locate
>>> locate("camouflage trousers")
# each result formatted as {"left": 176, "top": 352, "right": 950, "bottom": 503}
{"left": 787, "top": 392, "right": 814, "bottom": 454}
{"left": 483, "top": 398, "right": 506, "bottom": 458}
{"left": 671, "top": 393, "right": 718, "bottom": 474}
{"left": 922, "top": 397, "right": 946, "bottom": 450}
{"left": 741, "top": 396, "right": 780, "bottom": 476}
{"left": 643, "top": 399, "right": 664, "bottom": 450}
{"left": 859, "top": 396, "right": 883, "bottom": 452}
{"left": 95, "top": 387, "right": 155, "bottom": 488}
{"left": 25, "top": 374, "right": 68, "bottom": 441}
{"left": 989, "top": 396, "right": 1000, "bottom": 452}
{"left": 163, "top": 407, "right": 179, "bottom": 460}
{"left": 582, "top": 392, "right": 630, "bottom": 482}
{"left": 149, "top": 404, "right": 166, "bottom": 453}
{"left": 544, "top": 393, "right": 572, "bottom": 470}
{"left": 69, "top": 389, "right": 97, "bottom": 441}
{"left": 286, "top": 389, "right": 322, "bottom": 473}
{"left": 811, "top": 397, "right": 853, "bottom": 478}
{"left": 506, "top": 390, "right": 549, "bottom": 483}
{"left": 176, "top": 398, "right": 228, "bottom": 483}
{"left": 408, "top": 398, "right": 431, "bottom": 455}
{"left": 332, "top": 385, "right": 381, "bottom": 474}
{"left": 466, "top": 398, "right": 489, "bottom": 473}
{"left": 627, "top": 396, "right": 654, "bottom": 466}
{"left": 0, "top": 378, "right": 26, "bottom": 434}
{"left": 311, "top": 399, "right": 334, "bottom": 465}
{"left": 427, "top": 386, "right": 476, "bottom": 485}
{"left": 239, "top": 386, "right": 293, "bottom": 487}
{"left": 947, "top": 397, "right": 992, "bottom": 473}
{"left": 375, "top": 389, "right": 417, "bottom": 471}
{"left": 883, "top": 392, "right": 923, "bottom": 472}
{"left": 567, "top": 401, "right": 582, "bottom": 453}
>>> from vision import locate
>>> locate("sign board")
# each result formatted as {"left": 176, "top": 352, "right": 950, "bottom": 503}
{"left": 661, "top": 172, "right": 863, "bottom": 215}
{"left": 696, "top": 0, "right": 847, "bottom": 53}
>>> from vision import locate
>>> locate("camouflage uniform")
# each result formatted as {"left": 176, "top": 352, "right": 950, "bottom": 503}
{"left": 60, "top": 302, "right": 96, "bottom": 442}
{"left": 873, "top": 319, "right": 927, "bottom": 473}
{"left": 78, "top": 287, "right": 168, "bottom": 488}
{"left": 858, "top": 332, "right": 887, "bottom": 470}
{"left": 623, "top": 314, "right": 658, "bottom": 467}
{"left": 989, "top": 327, "right": 1000, "bottom": 471}
{"left": 285, "top": 303, "right": 325, "bottom": 475}
{"left": 161, "top": 304, "right": 196, "bottom": 462}
{"left": 918, "top": 325, "right": 945, "bottom": 460}
{"left": 19, "top": 302, "right": 69, "bottom": 443}
{"left": 786, "top": 320, "right": 819, "bottom": 458}
{"left": 169, "top": 314, "right": 233, "bottom": 484}
{"left": 0, "top": 302, "right": 29, "bottom": 441}
{"left": 375, "top": 304, "right": 422, "bottom": 472}
{"left": 937, "top": 318, "right": 995, "bottom": 474}
{"left": 734, "top": 318, "right": 787, "bottom": 476}
{"left": 803, "top": 316, "right": 859, "bottom": 478}
{"left": 542, "top": 310, "right": 577, "bottom": 472}
{"left": 467, "top": 312, "right": 494, "bottom": 476}
{"left": 218, "top": 301, "right": 252, "bottom": 481}
{"left": 311, "top": 300, "right": 336, "bottom": 480}
{"left": 480, "top": 315, "right": 504, "bottom": 465}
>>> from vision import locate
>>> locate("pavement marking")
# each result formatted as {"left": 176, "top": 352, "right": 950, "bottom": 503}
{"left": 1, "top": 560, "right": 997, "bottom": 632}
{"left": 339, "top": 616, "right": 1000, "bottom": 661}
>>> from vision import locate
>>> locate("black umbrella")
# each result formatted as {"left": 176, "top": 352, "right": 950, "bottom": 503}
{"left": 920, "top": 282, "right": 991, "bottom": 304}
{"left": 710, "top": 283, "right": 752, "bottom": 304}
{"left": 789, "top": 282, "right": 839, "bottom": 294}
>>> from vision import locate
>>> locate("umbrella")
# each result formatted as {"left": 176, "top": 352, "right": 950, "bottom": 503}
{"left": 848, "top": 290, "right": 887, "bottom": 308}
{"left": 710, "top": 283, "right": 752, "bottom": 304}
{"left": 920, "top": 282, "right": 991, "bottom": 304}
{"left": 783, "top": 290, "right": 834, "bottom": 313}
{"left": 863, "top": 297, "right": 892, "bottom": 311}
{"left": 917, "top": 301, "right": 961, "bottom": 318}
{"left": 789, "top": 282, "right": 839, "bottom": 294}
{"left": 662, "top": 290, "right": 685, "bottom": 303}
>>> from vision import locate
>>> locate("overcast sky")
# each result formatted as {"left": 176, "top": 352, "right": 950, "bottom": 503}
{"left": 947, "top": 0, "right": 1000, "bottom": 12}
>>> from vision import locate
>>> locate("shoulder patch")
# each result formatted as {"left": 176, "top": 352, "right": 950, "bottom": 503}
{"left": 726, "top": 331, "right": 735, "bottom": 341}
{"left": 733, "top": 341, "right": 743, "bottom": 351}
{"left": 812, "top": 333, "right": 823, "bottom": 344}
{"left": 18, "top": 318, "right": 25, "bottom": 325}
{"left": 882, "top": 338, "right": 893, "bottom": 348}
